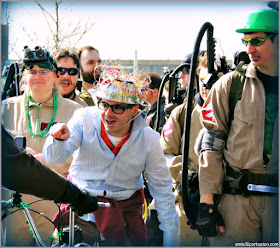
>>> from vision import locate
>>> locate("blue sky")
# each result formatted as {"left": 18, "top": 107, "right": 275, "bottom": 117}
{"left": 1, "top": 1, "right": 271, "bottom": 62}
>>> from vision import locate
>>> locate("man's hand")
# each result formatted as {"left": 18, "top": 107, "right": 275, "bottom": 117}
{"left": 70, "top": 189, "right": 99, "bottom": 216}
{"left": 57, "top": 180, "right": 99, "bottom": 216}
{"left": 49, "top": 123, "right": 70, "bottom": 140}
{"left": 197, "top": 193, "right": 225, "bottom": 237}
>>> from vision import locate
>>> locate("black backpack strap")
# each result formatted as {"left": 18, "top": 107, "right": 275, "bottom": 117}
{"left": 229, "top": 61, "right": 248, "bottom": 124}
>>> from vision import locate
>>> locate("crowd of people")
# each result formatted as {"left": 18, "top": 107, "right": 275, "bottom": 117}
{"left": 1, "top": 8, "right": 279, "bottom": 247}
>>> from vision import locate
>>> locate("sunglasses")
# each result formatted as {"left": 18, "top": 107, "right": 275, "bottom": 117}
{"left": 97, "top": 99, "right": 134, "bottom": 114}
{"left": 57, "top": 67, "right": 79, "bottom": 76}
{"left": 241, "top": 35, "right": 274, "bottom": 47}
{"left": 182, "top": 67, "right": 189, "bottom": 75}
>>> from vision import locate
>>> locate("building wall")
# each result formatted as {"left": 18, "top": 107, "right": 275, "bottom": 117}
{"left": 1, "top": 25, "right": 9, "bottom": 71}
{"left": 113, "top": 59, "right": 182, "bottom": 76}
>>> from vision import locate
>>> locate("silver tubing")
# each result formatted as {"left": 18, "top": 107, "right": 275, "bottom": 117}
{"left": 21, "top": 204, "right": 47, "bottom": 247}
{"left": 69, "top": 207, "right": 75, "bottom": 246}
{"left": 247, "top": 184, "right": 278, "bottom": 193}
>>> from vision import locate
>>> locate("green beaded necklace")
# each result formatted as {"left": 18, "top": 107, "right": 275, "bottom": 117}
{"left": 25, "top": 90, "right": 58, "bottom": 137}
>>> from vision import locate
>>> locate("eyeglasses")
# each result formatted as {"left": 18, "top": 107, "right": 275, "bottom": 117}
{"left": 27, "top": 70, "right": 51, "bottom": 76}
{"left": 141, "top": 87, "right": 154, "bottom": 93}
{"left": 241, "top": 35, "right": 274, "bottom": 47}
{"left": 97, "top": 99, "right": 134, "bottom": 114}
{"left": 57, "top": 67, "right": 79, "bottom": 76}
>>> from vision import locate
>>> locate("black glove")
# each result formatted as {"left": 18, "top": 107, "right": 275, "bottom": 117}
{"left": 195, "top": 203, "right": 224, "bottom": 237}
{"left": 57, "top": 180, "right": 98, "bottom": 216}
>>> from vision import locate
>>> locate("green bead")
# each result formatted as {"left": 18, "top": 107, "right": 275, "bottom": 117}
{"left": 25, "top": 90, "right": 58, "bottom": 137}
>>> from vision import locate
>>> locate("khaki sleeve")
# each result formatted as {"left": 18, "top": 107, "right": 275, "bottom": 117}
{"left": 199, "top": 151, "right": 225, "bottom": 194}
{"left": 160, "top": 103, "right": 186, "bottom": 155}
{"left": 199, "top": 73, "right": 233, "bottom": 194}
{"left": 167, "top": 155, "right": 183, "bottom": 183}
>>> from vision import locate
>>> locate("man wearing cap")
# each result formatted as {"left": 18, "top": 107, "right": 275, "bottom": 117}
{"left": 195, "top": 9, "right": 278, "bottom": 245}
{"left": 43, "top": 67, "right": 179, "bottom": 246}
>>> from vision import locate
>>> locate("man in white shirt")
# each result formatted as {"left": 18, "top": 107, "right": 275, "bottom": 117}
{"left": 43, "top": 66, "right": 179, "bottom": 246}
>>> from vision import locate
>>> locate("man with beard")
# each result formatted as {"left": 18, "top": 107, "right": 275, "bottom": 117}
{"left": 77, "top": 46, "right": 102, "bottom": 106}
{"left": 53, "top": 48, "right": 88, "bottom": 107}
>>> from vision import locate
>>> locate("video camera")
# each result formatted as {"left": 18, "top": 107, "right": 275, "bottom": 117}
{"left": 23, "top": 45, "right": 56, "bottom": 71}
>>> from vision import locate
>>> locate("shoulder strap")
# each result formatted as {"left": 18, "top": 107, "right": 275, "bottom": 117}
{"left": 229, "top": 61, "right": 248, "bottom": 123}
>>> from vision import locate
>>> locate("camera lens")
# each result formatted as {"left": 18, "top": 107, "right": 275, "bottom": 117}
{"left": 35, "top": 46, "right": 45, "bottom": 58}
{"left": 24, "top": 46, "right": 34, "bottom": 58}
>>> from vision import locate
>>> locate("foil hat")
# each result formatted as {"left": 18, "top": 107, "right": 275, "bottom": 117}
{"left": 89, "top": 63, "right": 151, "bottom": 109}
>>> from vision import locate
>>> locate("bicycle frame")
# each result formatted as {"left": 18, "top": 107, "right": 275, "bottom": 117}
{"left": 1, "top": 191, "right": 110, "bottom": 247}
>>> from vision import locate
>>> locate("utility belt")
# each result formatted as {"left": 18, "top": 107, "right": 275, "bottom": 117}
{"left": 223, "top": 163, "right": 278, "bottom": 197}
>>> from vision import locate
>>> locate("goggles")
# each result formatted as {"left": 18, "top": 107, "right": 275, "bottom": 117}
{"left": 57, "top": 67, "right": 79, "bottom": 76}
{"left": 97, "top": 99, "right": 134, "bottom": 114}
{"left": 241, "top": 35, "right": 274, "bottom": 47}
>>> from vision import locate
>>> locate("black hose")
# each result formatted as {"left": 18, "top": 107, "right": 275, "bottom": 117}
{"left": 155, "top": 72, "right": 170, "bottom": 132}
{"left": 181, "top": 22, "right": 214, "bottom": 229}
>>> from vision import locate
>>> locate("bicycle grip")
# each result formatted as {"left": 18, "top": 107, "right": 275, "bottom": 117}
{"left": 98, "top": 202, "right": 110, "bottom": 208}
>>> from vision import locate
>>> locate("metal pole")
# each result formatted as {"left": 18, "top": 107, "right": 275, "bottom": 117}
{"left": 69, "top": 207, "right": 75, "bottom": 246}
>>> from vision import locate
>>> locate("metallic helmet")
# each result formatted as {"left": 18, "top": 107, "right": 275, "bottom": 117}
{"left": 88, "top": 66, "right": 150, "bottom": 108}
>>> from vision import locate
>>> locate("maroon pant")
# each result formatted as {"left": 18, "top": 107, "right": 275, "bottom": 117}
{"left": 93, "top": 189, "right": 148, "bottom": 246}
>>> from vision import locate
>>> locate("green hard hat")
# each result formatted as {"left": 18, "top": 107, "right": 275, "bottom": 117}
{"left": 236, "top": 9, "right": 279, "bottom": 33}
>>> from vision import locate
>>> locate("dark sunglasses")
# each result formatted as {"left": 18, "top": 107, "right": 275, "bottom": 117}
{"left": 241, "top": 35, "right": 274, "bottom": 47}
{"left": 97, "top": 99, "right": 134, "bottom": 114}
{"left": 182, "top": 67, "right": 189, "bottom": 75}
{"left": 57, "top": 67, "right": 79, "bottom": 76}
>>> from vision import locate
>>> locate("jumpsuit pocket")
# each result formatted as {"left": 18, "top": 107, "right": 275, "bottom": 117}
{"left": 227, "top": 113, "right": 253, "bottom": 165}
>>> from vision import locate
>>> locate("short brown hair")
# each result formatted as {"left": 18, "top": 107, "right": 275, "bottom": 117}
{"left": 52, "top": 48, "right": 79, "bottom": 69}
{"left": 147, "top": 72, "right": 162, "bottom": 90}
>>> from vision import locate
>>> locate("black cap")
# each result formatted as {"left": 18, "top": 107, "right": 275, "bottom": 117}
{"left": 181, "top": 53, "right": 192, "bottom": 66}
{"left": 181, "top": 50, "right": 206, "bottom": 66}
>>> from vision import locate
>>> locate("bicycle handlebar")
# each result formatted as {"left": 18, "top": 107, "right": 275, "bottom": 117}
{"left": 98, "top": 202, "right": 110, "bottom": 208}
{"left": 2, "top": 200, "right": 110, "bottom": 210}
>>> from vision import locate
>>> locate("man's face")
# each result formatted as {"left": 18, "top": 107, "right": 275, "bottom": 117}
{"left": 80, "top": 49, "right": 102, "bottom": 84}
{"left": 178, "top": 71, "right": 190, "bottom": 90}
{"left": 244, "top": 32, "right": 278, "bottom": 73}
{"left": 141, "top": 81, "right": 155, "bottom": 105}
{"left": 57, "top": 57, "right": 78, "bottom": 98}
{"left": 98, "top": 99, "right": 139, "bottom": 137}
{"left": 26, "top": 65, "right": 57, "bottom": 94}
